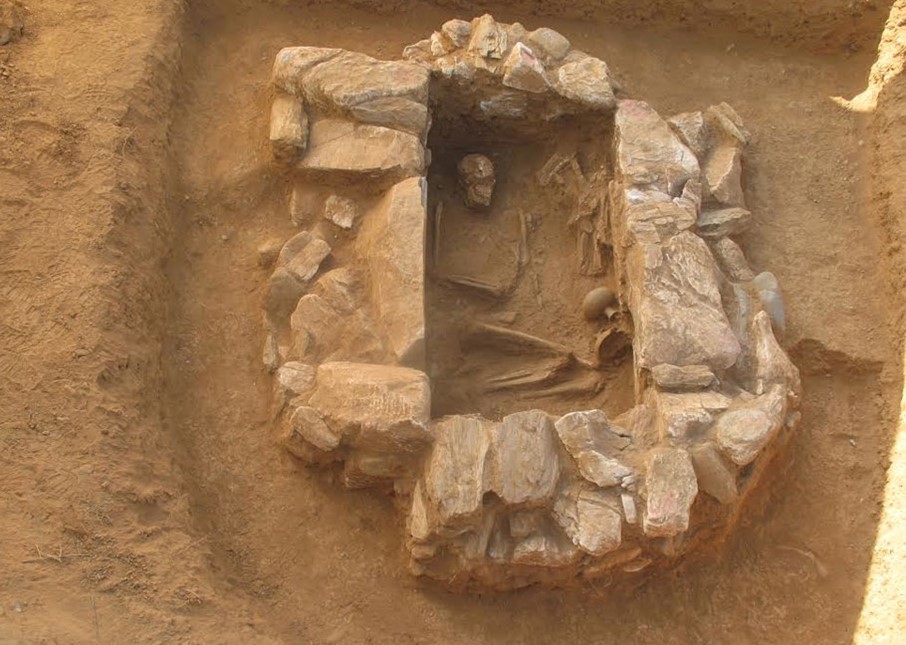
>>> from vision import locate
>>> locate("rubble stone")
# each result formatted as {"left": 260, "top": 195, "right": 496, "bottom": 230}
{"left": 654, "top": 390, "right": 730, "bottom": 439}
{"left": 643, "top": 448, "right": 698, "bottom": 538}
{"left": 554, "top": 410, "right": 632, "bottom": 487}
{"left": 355, "top": 177, "right": 426, "bottom": 367}
{"left": 525, "top": 27, "right": 571, "bottom": 62}
{"left": 690, "top": 442, "right": 738, "bottom": 504}
{"left": 630, "top": 232, "right": 741, "bottom": 370}
{"left": 651, "top": 364, "right": 716, "bottom": 391}
{"left": 502, "top": 43, "right": 549, "bottom": 94}
{"left": 308, "top": 362, "right": 431, "bottom": 454}
{"left": 752, "top": 271, "right": 786, "bottom": 335}
{"left": 486, "top": 410, "right": 560, "bottom": 506}
{"left": 298, "top": 118, "right": 425, "bottom": 186}
{"left": 714, "top": 385, "right": 787, "bottom": 465}
{"left": 696, "top": 207, "right": 752, "bottom": 238}
{"left": 289, "top": 405, "right": 339, "bottom": 452}
{"left": 441, "top": 19, "right": 472, "bottom": 48}
{"left": 264, "top": 268, "right": 305, "bottom": 327}
{"left": 554, "top": 57, "right": 616, "bottom": 111}
{"left": 711, "top": 237, "right": 755, "bottom": 281}
{"left": 751, "top": 310, "right": 800, "bottom": 393}
{"left": 704, "top": 144, "right": 745, "bottom": 207}
{"left": 323, "top": 194, "right": 359, "bottom": 229}
{"left": 272, "top": 47, "right": 342, "bottom": 94}
{"left": 615, "top": 100, "right": 700, "bottom": 196}
{"left": 273, "top": 362, "right": 316, "bottom": 411}
{"left": 553, "top": 482, "right": 623, "bottom": 555}
{"left": 424, "top": 416, "right": 492, "bottom": 526}
{"left": 348, "top": 96, "right": 430, "bottom": 137}
{"left": 667, "top": 111, "right": 708, "bottom": 159}
{"left": 468, "top": 14, "right": 507, "bottom": 59}
{"left": 269, "top": 94, "right": 308, "bottom": 163}
{"left": 277, "top": 231, "right": 331, "bottom": 283}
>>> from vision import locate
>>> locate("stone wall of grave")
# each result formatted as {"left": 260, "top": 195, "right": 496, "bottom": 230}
{"left": 262, "top": 15, "right": 802, "bottom": 591}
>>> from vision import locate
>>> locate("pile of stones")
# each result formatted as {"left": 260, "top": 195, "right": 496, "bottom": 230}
{"left": 263, "top": 14, "right": 801, "bottom": 590}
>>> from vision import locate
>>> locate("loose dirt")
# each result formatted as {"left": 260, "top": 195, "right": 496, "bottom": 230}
{"left": 1, "top": 0, "right": 904, "bottom": 643}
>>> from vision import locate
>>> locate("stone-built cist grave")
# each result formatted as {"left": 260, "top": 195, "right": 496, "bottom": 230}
{"left": 262, "top": 15, "right": 802, "bottom": 590}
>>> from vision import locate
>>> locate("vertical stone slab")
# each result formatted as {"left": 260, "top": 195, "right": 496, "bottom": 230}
{"left": 356, "top": 177, "right": 427, "bottom": 368}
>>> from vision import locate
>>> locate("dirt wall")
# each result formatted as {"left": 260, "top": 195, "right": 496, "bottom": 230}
{"left": 267, "top": 0, "right": 893, "bottom": 52}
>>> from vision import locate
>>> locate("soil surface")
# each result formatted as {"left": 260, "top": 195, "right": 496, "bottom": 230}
{"left": 1, "top": 0, "right": 904, "bottom": 643}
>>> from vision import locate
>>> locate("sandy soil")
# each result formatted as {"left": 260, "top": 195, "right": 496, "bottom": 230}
{"left": 1, "top": 0, "right": 904, "bottom": 643}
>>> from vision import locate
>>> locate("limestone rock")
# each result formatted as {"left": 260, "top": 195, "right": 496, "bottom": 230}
{"left": 441, "top": 19, "right": 472, "bottom": 48}
{"left": 615, "top": 100, "right": 700, "bottom": 196}
{"left": 355, "top": 177, "right": 426, "bottom": 367}
{"left": 751, "top": 310, "right": 800, "bottom": 393}
{"left": 272, "top": 47, "right": 342, "bottom": 94}
{"left": 298, "top": 118, "right": 425, "bottom": 186}
{"left": 553, "top": 482, "right": 623, "bottom": 555}
{"left": 643, "top": 448, "right": 698, "bottom": 538}
{"left": 651, "top": 364, "right": 716, "bottom": 392}
{"left": 502, "top": 43, "right": 549, "bottom": 94}
{"left": 486, "top": 410, "right": 561, "bottom": 506}
{"left": 525, "top": 27, "right": 571, "bottom": 62}
{"left": 714, "top": 385, "right": 787, "bottom": 465}
{"left": 696, "top": 207, "right": 751, "bottom": 239}
{"left": 430, "top": 31, "right": 456, "bottom": 58}
{"left": 289, "top": 405, "right": 339, "bottom": 452}
{"left": 710, "top": 237, "right": 755, "bottom": 281}
{"left": 277, "top": 231, "right": 331, "bottom": 283}
{"left": 630, "top": 232, "right": 741, "bottom": 370}
{"left": 511, "top": 531, "right": 581, "bottom": 568}
{"left": 409, "top": 482, "right": 432, "bottom": 542}
{"left": 424, "top": 416, "right": 492, "bottom": 527}
{"left": 323, "top": 194, "right": 359, "bottom": 229}
{"left": 273, "top": 362, "right": 316, "bottom": 411}
{"left": 343, "top": 451, "right": 412, "bottom": 488}
{"left": 704, "top": 144, "right": 745, "bottom": 207}
{"left": 295, "top": 49, "right": 429, "bottom": 111}
{"left": 706, "top": 102, "right": 750, "bottom": 147}
{"left": 622, "top": 189, "right": 697, "bottom": 243}
{"left": 348, "top": 96, "right": 429, "bottom": 137}
{"left": 269, "top": 94, "right": 308, "bottom": 163}
{"left": 457, "top": 154, "right": 496, "bottom": 210}
{"left": 264, "top": 267, "right": 305, "bottom": 326}
{"left": 402, "top": 39, "right": 432, "bottom": 63}
{"left": 312, "top": 267, "right": 360, "bottom": 314}
{"left": 667, "top": 111, "right": 708, "bottom": 159}
{"left": 690, "top": 442, "right": 738, "bottom": 504}
{"left": 308, "top": 362, "right": 431, "bottom": 454}
{"left": 554, "top": 57, "right": 616, "bottom": 111}
{"left": 554, "top": 410, "right": 632, "bottom": 487}
{"left": 653, "top": 391, "right": 730, "bottom": 439}
{"left": 468, "top": 14, "right": 507, "bottom": 59}
{"left": 289, "top": 184, "right": 322, "bottom": 226}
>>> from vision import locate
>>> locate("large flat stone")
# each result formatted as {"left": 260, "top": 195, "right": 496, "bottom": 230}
{"left": 296, "top": 118, "right": 425, "bottom": 186}
{"left": 553, "top": 482, "right": 623, "bottom": 556}
{"left": 643, "top": 448, "right": 698, "bottom": 538}
{"left": 308, "top": 362, "right": 431, "bottom": 454}
{"left": 269, "top": 94, "right": 308, "bottom": 163}
{"left": 355, "top": 177, "right": 426, "bottom": 368}
{"left": 629, "top": 231, "right": 741, "bottom": 370}
{"left": 278, "top": 47, "right": 429, "bottom": 112}
{"left": 615, "top": 100, "right": 700, "bottom": 197}
{"left": 554, "top": 410, "right": 632, "bottom": 487}
{"left": 486, "top": 410, "right": 561, "bottom": 507}
{"left": 651, "top": 364, "right": 716, "bottom": 392}
{"left": 714, "top": 385, "right": 787, "bottom": 466}
{"left": 423, "top": 416, "right": 492, "bottom": 527}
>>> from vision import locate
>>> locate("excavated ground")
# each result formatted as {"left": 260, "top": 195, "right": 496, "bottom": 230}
{"left": 1, "top": 0, "right": 904, "bottom": 643}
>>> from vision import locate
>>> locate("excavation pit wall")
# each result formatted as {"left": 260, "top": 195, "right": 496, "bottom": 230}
{"left": 262, "top": 15, "right": 803, "bottom": 591}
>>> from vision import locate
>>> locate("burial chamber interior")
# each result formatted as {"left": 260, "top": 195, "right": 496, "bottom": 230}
{"left": 261, "top": 15, "right": 802, "bottom": 591}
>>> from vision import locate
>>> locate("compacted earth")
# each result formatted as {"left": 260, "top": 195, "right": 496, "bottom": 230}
{"left": 1, "top": 0, "right": 905, "bottom": 643}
